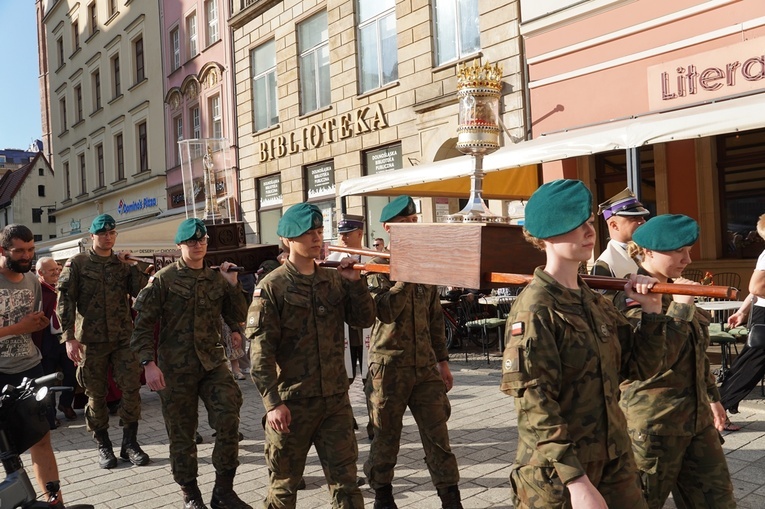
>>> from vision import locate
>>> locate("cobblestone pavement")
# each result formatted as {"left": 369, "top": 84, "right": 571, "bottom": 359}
{"left": 26, "top": 350, "right": 765, "bottom": 508}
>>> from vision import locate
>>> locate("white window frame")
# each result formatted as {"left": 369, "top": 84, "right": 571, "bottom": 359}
{"left": 298, "top": 11, "right": 330, "bottom": 114}
{"left": 187, "top": 13, "right": 198, "bottom": 58}
{"left": 357, "top": 0, "right": 398, "bottom": 93}
{"left": 251, "top": 40, "right": 279, "bottom": 131}
{"left": 206, "top": 0, "right": 219, "bottom": 46}
{"left": 171, "top": 27, "right": 180, "bottom": 70}
{"left": 210, "top": 95, "right": 222, "bottom": 139}
{"left": 433, "top": 0, "right": 480, "bottom": 66}
{"left": 175, "top": 115, "right": 183, "bottom": 165}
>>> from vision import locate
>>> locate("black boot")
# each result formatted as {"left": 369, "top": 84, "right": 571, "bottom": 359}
{"left": 181, "top": 480, "right": 209, "bottom": 509}
{"left": 437, "top": 485, "right": 464, "bottom": 509}
{"left": 373, "top": 484, "right": 397, "bottom": 509}
{"left": 210, "top": 469, "right": 252, "bottom": 509}
{"left": 120, "top": 421, "right": 150, "bottom": 466}
{"left": 93, "top": 429, "right": 117, "bottom": 469}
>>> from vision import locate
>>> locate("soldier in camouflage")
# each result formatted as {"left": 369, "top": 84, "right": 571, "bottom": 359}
{"left": 617, "top": 214, "right": 735, "bottom": 508}
{"left": 131, "top": 218, "right": 251, "bottom": 509}
{"left": 363, "top": 196, "right": 463, "bottom": 509}
{"left": 57, "top": 214, "right": 151, "bottom": 470}
{"left": 246, "top": 203, "right": 375, "bottom": 509}
{"left": 500, "top": 180, "right": 675, "bottom": 509}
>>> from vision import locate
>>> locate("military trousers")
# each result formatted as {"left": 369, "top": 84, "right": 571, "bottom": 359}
{"left": 631, "top": 426, "right": 735, "bottom": 509}
{"left": 263, "top": 392, "right": 362, "bottom": 509}
{"left": 158, "top": 361, "right": 243, "bottom": 485}
{"left": 363, "top": 362, "right": 459, "bottom": 490}
{"left": 78, "top": 339, "right": 142, "bottom": 433}
{"left": 510, "top": 451, "right": 648, "bottom": 509}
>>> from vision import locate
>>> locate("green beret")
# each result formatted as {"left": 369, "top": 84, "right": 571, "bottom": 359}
{"left": 632, "top": 214, "right": 699, "bottom": 251}
{"left": 277, "top": 203, "right": 324, "bottom": 238}
{"left": 89, "top": 214, "right": 116, "bottom": 234}
{"left": 380, "top": 195, "right": 417, "bottom": 222}
{"left": 524, "top": 180, "right": 592, "bottom": 239}
{"left": 175, "top": 218, "right": 207, "bottom": 244}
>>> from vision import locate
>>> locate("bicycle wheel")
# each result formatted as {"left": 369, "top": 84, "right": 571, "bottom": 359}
{"left": 444, "top": 316, "right": 457, "bottom": 349}
{"left": 469, "top": 327, "right": 500, "bottom": 349}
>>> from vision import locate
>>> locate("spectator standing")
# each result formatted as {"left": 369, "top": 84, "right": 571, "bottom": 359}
{"left": 246, "top": 203, "right": 375, "bottom": 509}
{"left": 364, "top": 195, "right": 463, "bottom": 509}
{"left": 132, "top": 218, "right": 251, "bottom": 509}
{"left": 57, "top": 214, "right": 150, "bottom": 469}
{"left": 591, "top": 188, "right": 650, "bottom": 278}
{"left": 372, "top": 238, "right": 386, "bottom": 252}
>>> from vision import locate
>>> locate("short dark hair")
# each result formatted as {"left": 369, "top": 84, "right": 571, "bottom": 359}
{"left": 1, "top": 224, "right": 34, "bottom": 250}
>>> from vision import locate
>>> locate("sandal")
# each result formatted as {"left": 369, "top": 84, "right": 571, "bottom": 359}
{"left": 723, "top": 418, "right": 741, "bottom": 432}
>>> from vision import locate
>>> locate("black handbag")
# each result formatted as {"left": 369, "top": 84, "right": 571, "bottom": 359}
{"left": 747, "top": 324, "right": 765, "bottom": 349}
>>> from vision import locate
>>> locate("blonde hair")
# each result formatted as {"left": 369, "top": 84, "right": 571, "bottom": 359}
{"left": 627, "top": 241, "right": 645, "bottom": 263}
{"left": 758, "top": 213, "right": 765, "bottom": 240}
{"left": 522, "top": 228, "right": 547, "bottom": 251}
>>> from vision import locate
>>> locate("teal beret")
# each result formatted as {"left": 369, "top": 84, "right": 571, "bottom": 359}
{"left": 524, "top": 180, "right": 592, "bottom": 239}
{"left": 277, "top": 203, "right": 324, "bottom": 238}
{"left": 89, "top": 214, "right": 116, "bottom": 234}
{"left": 175, "top": 218, "right": 207, "bottom": 244}
{"left": 632, "top": 214, "right": 699, "bottom": 251}
{"left": 380, "top": 195, "right": 417, "bottom": 222}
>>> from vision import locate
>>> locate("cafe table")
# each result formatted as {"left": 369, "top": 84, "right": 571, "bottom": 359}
{"left": 697, "top": 300, "right": 743, "bottom": 376}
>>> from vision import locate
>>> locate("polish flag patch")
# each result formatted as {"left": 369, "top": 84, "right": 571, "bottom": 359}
{"left": 511, "top": 322, "right": 524, "bottom": 336}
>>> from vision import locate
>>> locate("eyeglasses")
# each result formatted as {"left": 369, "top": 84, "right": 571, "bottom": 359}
{"left": 95, "top": 230, "right": 118, "bottom": 238}
{"left": 373, "top": 243, "right": 383, "bottom": 247}
{"left": 183, "top": 236, "right": 209, "bottom": 247}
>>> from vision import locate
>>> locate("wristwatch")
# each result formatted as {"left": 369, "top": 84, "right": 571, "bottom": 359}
{"left": 140, "top": 359, "right": 152, "bottom": 367}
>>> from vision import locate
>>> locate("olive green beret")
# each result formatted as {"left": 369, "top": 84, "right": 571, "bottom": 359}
{"left": 524, "top": 180, "right": 592, "bottom": 239}
{"left": 277, "top": 203, "right": 324, "bottom": 238}
{"left": 175, "top": 218, "right": 207, "bottom": 244}
{"left": 380, "top": 195, "right": 417, "bottom": 223}
{"left": 89, "top": 214, "right": 116, "bottom": 234}
{"left": 632, "top": 214, "right": 699, "bottom": 251}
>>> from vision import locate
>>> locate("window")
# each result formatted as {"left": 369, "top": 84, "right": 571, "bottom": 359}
{"left": 206, "top": 1, "right": 219, "bottom": 46}
{"left": 59, "top": 97, "right": 67, "bottom": 132}
{"left": 38, "top": 185, "right": 45, "bottom": 197}
{"left": 433, "top": 0, "right": 480, "bottom": 66}
{"left": 73, "top": 20, "right": 80, "bottom": 51}
{"left": 174, "top": 116, "right": 183, "bottom": 165}
{"left": 171, "top": 27, "right": 180, "bottom": 71}
{"left": 57, "top": 37, "right": 64, "bottom": 67}
{"left": 96, "top": 143, "right": 104, "bottom": 188}
{"left": 134, "top": 37, "right": 145, "bottom": 82}
{"left": 357, "top": 0, "right": 398, "bottom": 93}
{"left": 92, "top": 69, "right": 101, "bottom": 110}
{"left": 298, "top": 11, "right": 330, "bottom": 114}
{"left": 187, "top": 13, "right": 198, "bottom": 58}
{"left": 48, "top": 213, "right": 56, "bottom": 224}
{"left": 138, "top": 122, "right": 148, "bottom": 172}
{"left": 38, "top": 168, "right": 44, "bottom": 176}
{"left": 191, "top": 106, "right": 200, "bottom": 139}
{"left": 109, "top": 0, "right": 117, "bottom": 17}
{"left": 112, "top": 54, "right": 121, "bottom": 97}
{"left": 251, "top": 40, "right": 279, "bottom": 131}
{"left": 115, "top": 133, "right": 124, "bottom": 180}
{"left": 34, "top": 235, "right": 43, "bottom": 242}
{"left": 75, "top": 85, "right": 83, "bottom": 122}
{"left": 210, "top": 95, "right": 222, "bottom": 139}
{"left": 89, "top": 2, "right": 98, "bottom": 35}
{"left": 64, "top": 162, "right": 71, "bottom": 199}
{"left": 79, "top": 153, "right": 87, "bottom": 194}
{"left": 32, "top": 209, "right": 43, "bottom": 223}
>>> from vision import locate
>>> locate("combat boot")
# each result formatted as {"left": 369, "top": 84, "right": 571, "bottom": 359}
{"left": 210, "top": 469, "right": 252, "bottom": 509}
{"left": 181, "top": 480, "right": 209, "bottom": 509}
{"left": 373, "top": 484, "right": 397, "bottom": 509}
{"left": 93, "top": 429, "right": 117, "bottom": 469}
{"left": 437, "top": 485, "right": 464, "bottom": 509}
{"left": 120, "top": 421, "right": 150, "bottom": 466}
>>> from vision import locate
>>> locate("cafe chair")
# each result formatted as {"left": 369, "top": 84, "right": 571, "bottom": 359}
{"left": 460, "top": 296, "right": 502, "bottom": 363}
{"left": 712, "top": 272, "right": 742, "bottom": 292}
{"left": 709, "top": 322, "right": 737, "bottom": 383}
{"left": 681, "top": 268, "right": 704, "bottom": 282}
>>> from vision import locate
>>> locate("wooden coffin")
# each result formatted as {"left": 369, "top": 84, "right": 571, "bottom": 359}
{"left": 388, "top": 222, "right": 545, "bottom": 289}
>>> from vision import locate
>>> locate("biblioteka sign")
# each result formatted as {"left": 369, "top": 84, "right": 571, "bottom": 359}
{"left": 258, "top": 103, "right": 388, "bottom": 162}
{"left": 648, "top": 37, "right": 765, "bottom": 110}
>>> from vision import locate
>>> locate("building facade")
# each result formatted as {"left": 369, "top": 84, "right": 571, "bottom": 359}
{"left": 0, "top": 152, "right": 58, "bottom": 241}
{"left": 230, "top": 0, "right": 525, "bottom": 246}
{"left": 41, "top": 0, "right": 167, "bottom": 244}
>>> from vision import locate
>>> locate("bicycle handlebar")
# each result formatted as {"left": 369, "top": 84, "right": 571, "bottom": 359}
{"left": 33, "top": 372, "right": 63, "bottom": 388}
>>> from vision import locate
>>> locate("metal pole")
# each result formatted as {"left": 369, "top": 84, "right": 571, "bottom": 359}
{"left": 626, "top": 147, "right": 642, "bottom": 201}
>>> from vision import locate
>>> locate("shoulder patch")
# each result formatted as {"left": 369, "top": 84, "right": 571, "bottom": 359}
{"left": 253, "top": 288, "right": 261, "bottom": 298}
{"left": 625, "top": 298, "right": 641, "bottom": 308}
{"left": 147, "top": 275, "right": 155, "bottom": 285}
{"left": 511, "top": 322, "right": 524, "bottom": 336}
{"left": 64, "top": 260, "right": 72, "bottom": 267}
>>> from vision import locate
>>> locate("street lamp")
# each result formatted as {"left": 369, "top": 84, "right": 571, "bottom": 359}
{"left": 447, "top": 61, "right": 506, "bottom": 223}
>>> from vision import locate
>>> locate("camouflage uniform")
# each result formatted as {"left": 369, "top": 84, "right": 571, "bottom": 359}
{"left": 57, "top": 249, "right": 149, "bottom": 432}
{"left": 619, "top": 283, "right": 735, "bottom": 509}
{"left": 363, "top": 258, "right": 460, "bottom": 491}
{"left": 500, "top": 268, "right": 673, "bottom": 508}
{"left": 130, "top": 258, "right": 247, "bottom": 485}
{"left": 245, "top": 260, "right": 375, "bottom": 509}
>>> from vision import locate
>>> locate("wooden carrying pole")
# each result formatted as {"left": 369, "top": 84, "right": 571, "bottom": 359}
{"left": 327, "top": 245, "right": 390, "bottom": 259}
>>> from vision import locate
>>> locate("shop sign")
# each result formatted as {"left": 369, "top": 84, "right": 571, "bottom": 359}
{"left": 306, "top": 162, "right": 335, "bottom": 199}
{"left": 365, "top": 144, "right": 402, "bottom": 175}
{"left": 259, "top": 174, "right": 282, "bottom": 209}
{"left": 648, "top": 37, "right": 765, "bottom": 110}
{"left": 117, "top": 196, "right": 159, "bottom": 215}
{"left": 258, "top": 103, "right": 388, "bottom": 162}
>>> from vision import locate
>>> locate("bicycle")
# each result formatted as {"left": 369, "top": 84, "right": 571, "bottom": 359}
{"left": 0, "top": 372, "right": 94, "bottom": 509}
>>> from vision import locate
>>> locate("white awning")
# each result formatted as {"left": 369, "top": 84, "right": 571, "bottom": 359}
{"left": 339, "top": 92, "right": 765, "bottom": 198}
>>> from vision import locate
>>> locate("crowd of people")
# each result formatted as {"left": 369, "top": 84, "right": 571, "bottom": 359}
{"left": 0, "top": 184, "right": 762, "bottom": 509}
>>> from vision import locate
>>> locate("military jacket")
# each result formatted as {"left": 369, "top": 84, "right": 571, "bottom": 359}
{"left": 500, "top": 268, "right": 674, "bottom": 485}
{"left": 245, "top": 261, "right": 376, "bottom": 411}
{"left": 367, "top": 259, "right": 448, "bottom": 367}
{"left": 57, "top": 249, "right": 149, "bottom": 344}
{"left": 619, "top": 276, "right": 719, "bottom": 437}
{"left": 131, "top": 258, "right": 247, "bottom": 372}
